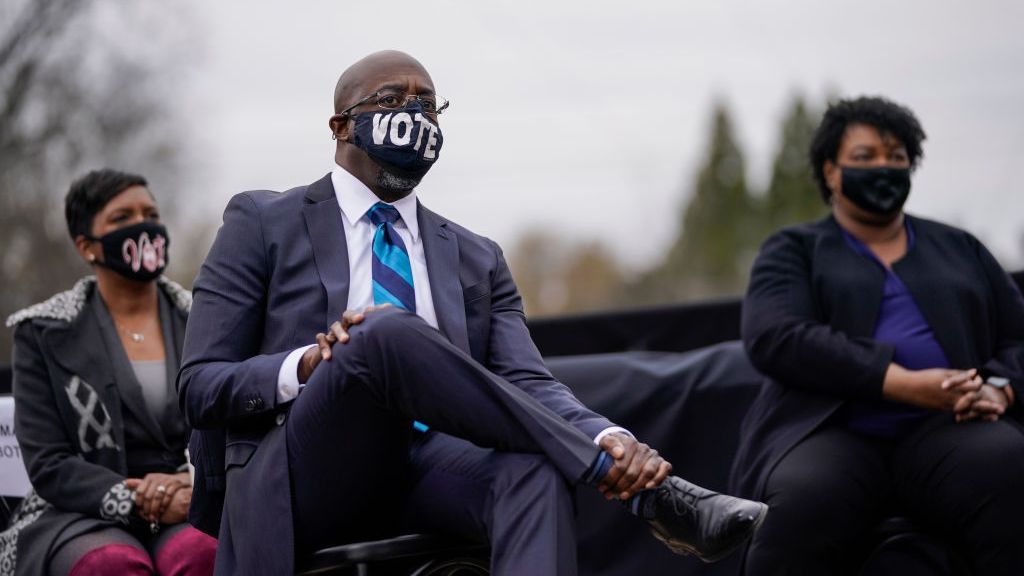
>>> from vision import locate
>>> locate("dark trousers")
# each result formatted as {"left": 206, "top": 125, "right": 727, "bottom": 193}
{"left": 285, "top": 308, "right": 599, "bottom": 575}
{"left": 745, "top": 414, "right": 1024, "bottom": 575}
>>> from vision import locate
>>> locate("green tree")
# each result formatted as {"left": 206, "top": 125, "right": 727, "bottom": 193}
{"left": 760, "top": 95, "right": 827, "bottom": 240}
{"left": 634, "top": 102, "right": 759, "bottom": 303}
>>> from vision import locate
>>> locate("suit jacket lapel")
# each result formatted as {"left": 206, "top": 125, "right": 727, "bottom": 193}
{"left": 46, "top": 294, "right": 128, "bottom": 457}
{"left": 821, "top": 217, "right": 886, "bottom": 338}
{"left": 302, "top": 174, "right": 350, "bottom": 327}
{"left": 418, "top": 203, "right": 471, "bottom": 355}
{"left": 89, "top": 292, "right": 169, "bottom": 448}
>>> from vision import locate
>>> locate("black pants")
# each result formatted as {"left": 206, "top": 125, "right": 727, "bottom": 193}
{"left": 745, "top": 414, "right": 1024, "bottom": 575}
{"left": 285, "top": 308, "right": 600, "bottom": 575}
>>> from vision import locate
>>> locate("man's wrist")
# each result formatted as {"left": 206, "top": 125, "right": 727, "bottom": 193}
{"left": 297, "top": 348, "right": 313, "bottom": 383}
{"left": 594, "top": 426, "right": 632, "bottom": 445}
{"left": 277, "top": 345, "right": 315, "bottom": 403}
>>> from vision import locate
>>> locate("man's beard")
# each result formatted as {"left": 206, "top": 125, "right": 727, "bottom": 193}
{"left": 376, "top": 167, "right": 422, "bottom": 196}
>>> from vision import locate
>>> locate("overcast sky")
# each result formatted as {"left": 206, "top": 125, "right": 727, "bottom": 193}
{"left": 180, "top": 0, "right": 1024, "bottom": 271}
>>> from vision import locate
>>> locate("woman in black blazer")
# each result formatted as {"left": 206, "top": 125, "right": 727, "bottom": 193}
{"left": 1, "top": 170, "right": 216, "bottom": 575}
{"left": 732, "top": 97, "right": 1024, "bottom": 575}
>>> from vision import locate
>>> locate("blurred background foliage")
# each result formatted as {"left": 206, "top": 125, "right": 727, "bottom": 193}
{"left": 510, "top": 96, "right": 828, "bottom": 317}
{"left": 0, "top": 0, "right": 209, "bottom": 360}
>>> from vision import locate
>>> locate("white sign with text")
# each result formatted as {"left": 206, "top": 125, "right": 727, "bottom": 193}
{"left": 0, "top": 396, "right": 31, "bottom": 497}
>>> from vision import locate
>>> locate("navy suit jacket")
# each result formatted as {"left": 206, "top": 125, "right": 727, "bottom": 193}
{"left": 178, "top": 173, "right": 614, "bottom": 575}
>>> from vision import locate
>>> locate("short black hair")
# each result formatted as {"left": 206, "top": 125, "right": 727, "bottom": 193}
{"left": 809, "top": 96, "right": 926, "bottom": 202}
{"left": 65, "top": 169, "right": 149, "bottom": 239}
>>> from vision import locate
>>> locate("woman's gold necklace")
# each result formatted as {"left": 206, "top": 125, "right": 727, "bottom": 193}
{"left": 116, "top": 318, "right": 153, "bottom": 344}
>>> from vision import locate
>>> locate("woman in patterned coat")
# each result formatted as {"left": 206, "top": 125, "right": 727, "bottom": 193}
{"left": 1, "top": 169, "right": 216, "bottom": 575}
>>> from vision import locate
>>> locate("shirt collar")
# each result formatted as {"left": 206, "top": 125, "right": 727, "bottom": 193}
{"left": 331, "top": 164, "right": 420, "bottom": 241}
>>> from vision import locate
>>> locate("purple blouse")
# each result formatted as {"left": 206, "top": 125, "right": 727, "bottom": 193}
{"left": 840, "top": 220, "right": 950, "bottom": 437}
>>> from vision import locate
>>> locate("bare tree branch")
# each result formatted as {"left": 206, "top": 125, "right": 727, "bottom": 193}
{"left": 0, "top": 0, "right": 201, "bottom": 361}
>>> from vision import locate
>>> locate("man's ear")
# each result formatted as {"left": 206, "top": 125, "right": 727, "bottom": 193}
{"left": 329, "top": 114, "right": 351, "bottom": 142}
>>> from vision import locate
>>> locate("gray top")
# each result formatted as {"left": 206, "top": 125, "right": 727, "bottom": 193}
{"left": 130, "top": 359, "right": 168, "bottom": 420}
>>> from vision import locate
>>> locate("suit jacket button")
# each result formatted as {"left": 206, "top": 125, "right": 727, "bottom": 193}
{"left": 245, "top": 399, "right": 256, "bottom": 412}
{"left": 275, "top": 413, "right": 286, "bottom": 426}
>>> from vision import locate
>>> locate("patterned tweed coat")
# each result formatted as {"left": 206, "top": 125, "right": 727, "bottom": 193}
{"left": 1, "top": 277, "right": 191, "bottom": 576}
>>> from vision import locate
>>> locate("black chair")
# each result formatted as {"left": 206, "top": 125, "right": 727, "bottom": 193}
{"left": 296, "top": 533, "right": 489, "bottom": 576}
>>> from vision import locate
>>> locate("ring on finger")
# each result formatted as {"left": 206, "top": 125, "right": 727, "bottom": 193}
{"left": 156, "top": 485, "right": 167, "bottom": 494}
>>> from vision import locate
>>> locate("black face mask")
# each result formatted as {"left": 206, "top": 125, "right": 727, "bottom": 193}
{"left": 87, "top": 221, "right": 169, "bottom": 282}
{"left": 351, "top": 100, "right": 443, "bottom": 180}
{"left": 840, "top": 166, "right": 912, "bottom": 215}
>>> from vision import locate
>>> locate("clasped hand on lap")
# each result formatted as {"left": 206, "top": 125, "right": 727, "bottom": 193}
{"left": 125, "top": 471, "right": 191, "bottom": 525}
{"left": 597, "top": 432, "right": 673, "bottom": 501}
{"left": 883, "top": 365, "right": 1010, "bottom": 423}
{"left": 297, "top": 304, "right": 394, "bottom": 383}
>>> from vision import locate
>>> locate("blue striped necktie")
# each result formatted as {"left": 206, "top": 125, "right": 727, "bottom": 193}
{"left": 367, "top": 202, "right": 416, "bottom": 312}
{"left": 367, "top": 202, "right": 429, "bottom": 432}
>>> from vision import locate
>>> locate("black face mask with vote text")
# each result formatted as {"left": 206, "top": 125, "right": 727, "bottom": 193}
{"left": 87, "top": 221, "right": 169, "bottom": 282}
{"left": 351, "top": 100, "right": 443, "bottom": 180}
{"left": 840, "top": 166, "right": 912, "bottom": 215}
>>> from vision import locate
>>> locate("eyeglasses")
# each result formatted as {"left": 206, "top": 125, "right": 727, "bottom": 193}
{"left": 340, "top": 90, "right": 450, "bottom": 117}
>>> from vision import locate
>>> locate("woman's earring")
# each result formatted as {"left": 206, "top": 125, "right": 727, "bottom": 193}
{"left": 87, "top": 254, "right": 96, "bottom": 263}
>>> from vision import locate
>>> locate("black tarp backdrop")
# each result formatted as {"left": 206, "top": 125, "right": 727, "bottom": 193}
{"left": 552, "top": 344, "right": 761, "bottom": 576}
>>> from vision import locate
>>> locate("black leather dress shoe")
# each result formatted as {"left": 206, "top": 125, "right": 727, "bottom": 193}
{"left": 641, "top": 476, "right": 768, "bottom": 563}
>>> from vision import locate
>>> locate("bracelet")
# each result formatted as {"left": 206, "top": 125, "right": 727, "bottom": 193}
{"left": 986, "top": 376, "right": 1014, "bottom": 406}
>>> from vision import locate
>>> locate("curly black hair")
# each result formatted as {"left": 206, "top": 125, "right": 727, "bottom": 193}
{"left": 65, "top": 169, "right": 149, "bottom": 239}
{"left": 809, "top": 96, "right": 926, "bottom": 202}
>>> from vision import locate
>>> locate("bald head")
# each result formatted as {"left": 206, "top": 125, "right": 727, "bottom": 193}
{"left": 333, "top": 50, "right": 434, "bottom": 114}
{"left": 328, "top": 50, "right": 442, "bottom": 201}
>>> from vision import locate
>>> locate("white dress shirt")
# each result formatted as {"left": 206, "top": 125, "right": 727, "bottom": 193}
{"left": 276, "top": 165, "right": 628, "bottom": 443}
{"left": 276, "top": 165, "right": 436, "bottom": 402}
{"left": 328, "top": 165, "right": 439, "bottom": 328}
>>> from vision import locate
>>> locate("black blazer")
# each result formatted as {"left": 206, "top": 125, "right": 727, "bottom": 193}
{"left": 730, "top": 215, "right": 1024, "bottom": 500}
{"left": 3, "top": 277, "right": 191, "bottom": 575}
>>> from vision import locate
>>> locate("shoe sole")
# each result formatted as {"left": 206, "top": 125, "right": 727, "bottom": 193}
{"left": 651, "top": 502, "right": 769, "bottom": 563}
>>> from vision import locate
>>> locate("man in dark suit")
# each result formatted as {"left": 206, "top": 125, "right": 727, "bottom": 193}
{"left": 178, "top": 50, "right": 766, "bottom": 575}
